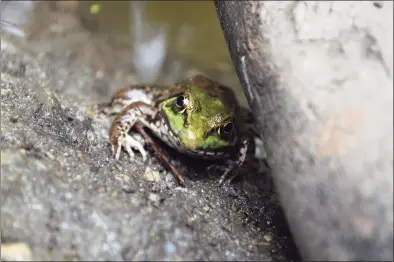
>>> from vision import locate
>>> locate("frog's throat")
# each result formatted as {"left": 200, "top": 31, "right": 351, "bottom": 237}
{"left": 161, "top": 101, "right": 232, "bottom": 151}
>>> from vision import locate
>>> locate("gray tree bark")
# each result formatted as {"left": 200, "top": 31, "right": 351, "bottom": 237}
{"left": 215, "top": 1, "right": 393, "bottom": 261}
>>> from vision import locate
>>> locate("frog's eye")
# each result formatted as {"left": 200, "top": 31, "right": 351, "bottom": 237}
{"left": 223, "top": 122, "right": 234, "bottom": 133}
{"left": 176, "top": 95, "right": 186, "bottom": 108}
{"left": 218, "top": 122, "right": 234, "bottom": 138}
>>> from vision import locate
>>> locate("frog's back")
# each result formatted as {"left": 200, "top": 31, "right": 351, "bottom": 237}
{"left": 181, "top": 75, "right": 238, "bottom": 110}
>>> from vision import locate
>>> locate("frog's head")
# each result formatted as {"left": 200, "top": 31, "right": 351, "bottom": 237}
{"left": 161, "top": 75, "right": 238, "bottom": 152}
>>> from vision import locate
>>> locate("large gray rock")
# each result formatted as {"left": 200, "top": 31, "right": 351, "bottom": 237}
{"left": 215, "top": 1, "right": 393, "bottom": 261}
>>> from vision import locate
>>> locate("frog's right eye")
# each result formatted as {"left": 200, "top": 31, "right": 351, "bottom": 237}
{"left": 176, "top": 95, "right": 186, "bottom": 108}
{"left": 222, "top": 122, "right": 234, "bottom": 133}
{"left": 218, "top": 122, "right": 234, "bottom": 137}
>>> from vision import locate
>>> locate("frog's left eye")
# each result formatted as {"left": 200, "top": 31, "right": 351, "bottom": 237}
{"left": 176, "top": 95, "right": 186, "bottom": 108}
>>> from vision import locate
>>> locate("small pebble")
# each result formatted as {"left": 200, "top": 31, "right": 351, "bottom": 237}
{"left": 97, "top": 187, "right": 105, "bottom": 193}
{"left": 148, "top": 193, "right": 161, "bottom": 207}
{"left": 144, "top": 167, "right": 161, "bottom": 182}
{"left": 164, "top": 172, "right": 178, "bottom": 187}
{"left": 1, "top": 153, "right": 8, "bottom": 163}
{"left": 1, "top": 242, "right": 33, "bottom": 261}
{"left": 111, "top": 191, "right": 118, "bottom": 199}
{"left": 164, "top": 242, "right": 176, "bottom": 254}
{"left": 122, "top": 185, "right": 137, "bottom": 194}
{"left": 263, "top": 234, "right": 272, "bottom": 242}
{"left": 45, "top": 152, "right": 56, "bottom": 160}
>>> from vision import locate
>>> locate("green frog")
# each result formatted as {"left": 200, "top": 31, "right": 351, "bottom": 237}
{"left": 108, "top": 75, "right": 259, "bottom": 185}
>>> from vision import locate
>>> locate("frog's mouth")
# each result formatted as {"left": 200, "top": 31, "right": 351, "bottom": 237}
{"left": 157, "top": 107, "right": 229, "bottom": 159}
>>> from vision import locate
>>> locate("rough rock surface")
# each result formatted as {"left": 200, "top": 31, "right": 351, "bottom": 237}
{"left": 215, "top": 1, "right": 393, "bottom": 261}
{"left": 0, "top": 23, "right": 299, "bottom": 262}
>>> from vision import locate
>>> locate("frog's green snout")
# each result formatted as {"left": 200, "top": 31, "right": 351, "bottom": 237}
{"left": 180, "top": 126, "right": 205, "bottom": 150}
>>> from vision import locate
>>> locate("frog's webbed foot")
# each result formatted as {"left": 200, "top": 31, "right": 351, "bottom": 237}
{"left": 206, "top": 160, "right": 237, "bottom": 184}
{"left": 206, "top": 159, "right": 235, "bottom": 174}
{"left": 111, "top": 132, "right": 147, "bottom": 162}
{"left": 218, "top": 138, "right": 252, "bottom": 186}
{"left": 110, "top": 102, "right": 157, "bottom": 162}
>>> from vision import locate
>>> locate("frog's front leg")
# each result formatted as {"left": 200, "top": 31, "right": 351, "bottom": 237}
{"left": 100, "top": 84, "right": 159, "bottom": 116}
{"left": 110, "top": 102, "right": 158, "bottom": 162}
{"left": 218, "top": 136, "right": 255, "bottom": 185}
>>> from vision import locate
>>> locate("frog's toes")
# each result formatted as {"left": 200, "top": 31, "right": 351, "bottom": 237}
{"left": 123, "top": 134, "right": 148, "bottom": 162}
{"left": 111, "top": 133, "right": 148, "bottom": 162}
{"left": 207, "top": 158, "right": 235, "bottom": 172}
{"left": 123, "top": 137, "right": 136, "bottom": 160}
{"left": 218, "top": 169, "right": 239, "bottom": 186}
{"left": 206, "top": 164, "right": 226, "bottom": 173}
{"left": 111, "top": 137, "right": 123, "bottom": 160}
{"left": 218, "top": 161, "right": 239, "bottom": 185}
{"left": 218, "top": 168, "right": 233, "bottom": 186}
